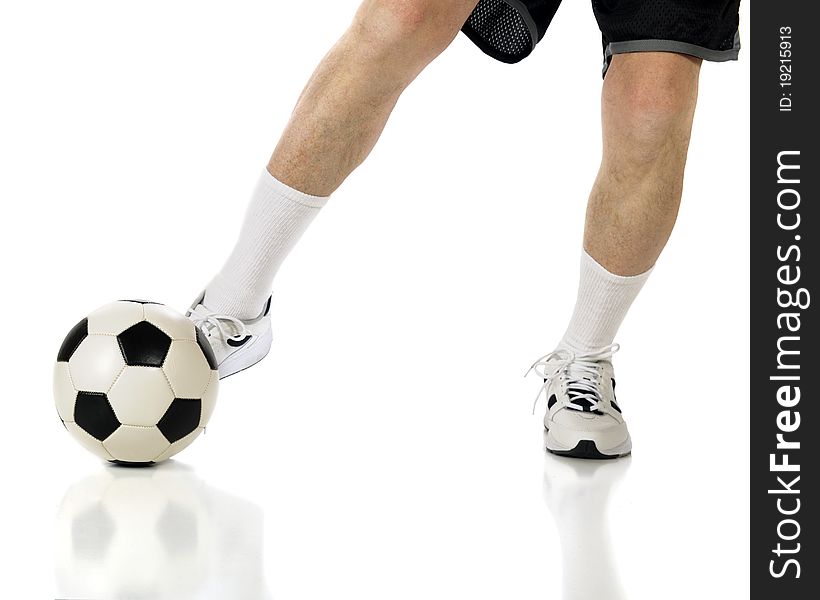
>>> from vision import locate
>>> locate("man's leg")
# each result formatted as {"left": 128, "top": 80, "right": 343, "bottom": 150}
{"left": 560, "top": 52, "right": 701, "bottom": 353}
{"left": 192, "top": 0, "right": 479, "bottom": 377}
{"left": 270, "top": 0, "right": 481, "bottom": 197}
{"left": 536, "top": 52, "right": 701, "bottom": 458}
{"left": 586, "top": 52, "right": 701, "bottom": 275}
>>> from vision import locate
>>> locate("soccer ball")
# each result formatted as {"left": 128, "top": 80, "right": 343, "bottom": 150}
{"left": 54, "top": 300, "right": 219, "bottom": 465}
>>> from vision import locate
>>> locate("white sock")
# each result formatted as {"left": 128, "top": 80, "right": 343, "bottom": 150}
{"left": 559, "top": 251, "right": 653, "bottom": 354}
{"left": 205, "top": 169, "right": 329, "bottom": 319}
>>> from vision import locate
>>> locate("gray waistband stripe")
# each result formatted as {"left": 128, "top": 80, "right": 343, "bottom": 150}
{"left": 602, "top": 32, "right": 741, "bottom": 76}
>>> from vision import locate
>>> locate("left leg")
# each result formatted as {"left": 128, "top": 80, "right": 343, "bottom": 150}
{"left": 561, "top": 51, "right": 701, "bottom": 353}
{"left": 532, "top": 52, "right": 702, "bottom": 459}
{"left": 585, "top": 51, "right": 701, "bottom": 277}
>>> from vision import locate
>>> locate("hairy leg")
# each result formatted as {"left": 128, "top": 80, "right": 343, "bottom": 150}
{"left": 558, "top": 52, "right": 702, "bottom": 353}
{"left": 202, "top": 0, "right": 479, "bottom": 320}
{"left": 269, "top": 0, "right": 480, "bottom": 196}
{"left": 545, "top": 53, "right": 705, "bottom": 458}
{"left": 584, "top": 52, "right": 702, "bottom": 276}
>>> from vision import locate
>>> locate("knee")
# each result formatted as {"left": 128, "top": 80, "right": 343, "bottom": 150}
{"left": 605, "top": 54, "right": 701, "bottom": 161}
{"left": 351, "top": 0, "right": 472, "bottom": 60}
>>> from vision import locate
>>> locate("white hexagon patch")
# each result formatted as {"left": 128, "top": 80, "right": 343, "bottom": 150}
{"left": 199, "top": 371, "right": 219, "bottom": 428}
{"left": 108, "top": 366, "right": 175, "bottom": 426}
{"left": 87, "top": 301, "right": 145, "bottom": 336}
{"left": 162, "top": 340, "right": 212, "bottom": 398}
{"left": 144, "top": 304, "right": 197, "bottom": 341}
{"left": 103, "top": 425, "right": 170, "bottom": 463}
{"left": 69, "top": 335, "right": 126, "bottom": 393}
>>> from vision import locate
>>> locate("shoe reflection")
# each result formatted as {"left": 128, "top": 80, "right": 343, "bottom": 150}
{"left": 55, "top": 461, "right": 273, "bottom": 600}
{"left": 543, "top": 450, "right": 631, "bottom": 600}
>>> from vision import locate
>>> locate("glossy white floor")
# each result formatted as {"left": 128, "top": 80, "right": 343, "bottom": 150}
{"left": 19, "top": 350, "right": 751, "bottom": 600}
{"left": 1, "top": 2, "right": 749, "bottom": 598}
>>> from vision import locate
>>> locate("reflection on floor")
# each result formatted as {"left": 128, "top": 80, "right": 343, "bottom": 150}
{"left": 55, "top": 448, "right": 630, "bottom": 599}
{"left": 543, "top": 448, "right": 631, "bottom": 600}
{"left": 55, "top": 461, "right": 273, "bottom": 600}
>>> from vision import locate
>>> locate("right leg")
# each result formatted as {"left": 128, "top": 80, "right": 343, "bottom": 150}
{"left": 271, "top": 0, "right": 481, "bottom": 196}
{"left": 194, "top": 0, "right": 479, "bottom": 376}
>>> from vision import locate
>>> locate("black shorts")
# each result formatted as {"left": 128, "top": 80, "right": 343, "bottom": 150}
{"left": 462, "top": 0, "right": 741, "bottom": 75}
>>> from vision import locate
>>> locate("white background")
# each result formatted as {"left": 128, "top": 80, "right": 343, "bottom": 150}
{"left": 0, "top": 1, "right": 749, "bottom": 598}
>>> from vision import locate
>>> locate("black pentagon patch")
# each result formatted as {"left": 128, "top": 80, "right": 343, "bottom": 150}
{"left": 117, "top": 321, "right": 172, "bottom": 367}
{"left": 72, "top": 504, "right": 115, "bottom": 560}
{"left": 57, "top": 318, "right": 88, "bottom": 362}
{"left": 157, "top": 399, "right": 202, "bottom": 443}
{"left": 119, "top": 299, "right": 162, "bottom": 305}
{"left": 108, "top": 460, "right": 156, "bottom": 468}
{"left": 75, "top": 392, "right": 120, "bottom": 441}
{"left": 195, "top": 327, "right": 218, "bottom": 370}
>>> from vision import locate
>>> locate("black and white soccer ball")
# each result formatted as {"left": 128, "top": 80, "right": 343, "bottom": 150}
{"left": 54, "top": 300, "right": 219, "bottom": 465}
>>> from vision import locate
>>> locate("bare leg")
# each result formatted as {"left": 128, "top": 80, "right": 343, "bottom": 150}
{"left": 584, "top": 52, "right": 702, "bottom": 276}
{"left": 269, "top": 0, "right": 481, "bottom": 196}
{"left": 197, "top": 0, "right": 479, "bottom": 340}
{"left": 531, "top": 54, "right": 705, "bottom": 458}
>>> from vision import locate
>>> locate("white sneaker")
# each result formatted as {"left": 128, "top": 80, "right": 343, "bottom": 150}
{"left": 527, "top": 344, "right": 631, "bottom": 459}
{"left": 186, "top": 292, "right": 273, "bottom": 379}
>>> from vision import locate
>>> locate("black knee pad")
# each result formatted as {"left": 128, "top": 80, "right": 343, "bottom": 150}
{"left": 462, "top": 0, "right": 563, "bottom": 64}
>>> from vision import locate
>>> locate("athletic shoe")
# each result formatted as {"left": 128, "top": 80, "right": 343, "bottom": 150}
{"left": 186, "top": 292, "right": 273, "bottom": 379}
{"left": 527, "top": 344, "right": 631, "bottom": 459}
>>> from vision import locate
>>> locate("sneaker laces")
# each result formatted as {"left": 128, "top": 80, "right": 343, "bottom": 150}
{"left": 525, "top": 344, "right": 619, "bottom": 414}
{"left": 188, "top": 306, "right": 250, "bottom": 344}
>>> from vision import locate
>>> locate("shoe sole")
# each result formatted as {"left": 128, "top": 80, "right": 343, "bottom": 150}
{"left": 218, "top": 327, "right": 273, "bottom": 379}
{"left": 544, "top": 426, "right": 631, "bottom": 460}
